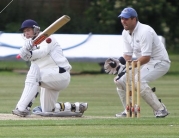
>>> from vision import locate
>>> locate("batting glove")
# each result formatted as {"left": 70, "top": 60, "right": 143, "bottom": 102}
{"left": 19, "top": 48, "right": 32, "bottom": 61}
{"left": 23, "top": 38, "right": 33, "bottom": 50}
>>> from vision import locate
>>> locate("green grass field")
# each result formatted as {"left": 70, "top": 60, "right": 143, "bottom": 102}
{"left": 0, "top": 55, "right": 179, "bottom": 138}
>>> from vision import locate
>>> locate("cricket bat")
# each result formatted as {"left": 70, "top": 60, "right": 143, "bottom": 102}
{"left": 16, "top": 15, "right": 70, "bottom": 59}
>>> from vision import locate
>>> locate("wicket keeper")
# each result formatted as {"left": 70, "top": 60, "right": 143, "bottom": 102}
{"left": 104, "top": 7, "right": 170, "bottom": 118}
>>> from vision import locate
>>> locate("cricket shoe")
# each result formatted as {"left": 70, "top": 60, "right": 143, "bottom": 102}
{"left": 12, "top": 108, "right": 31, "bottom": 117}
{"left": 79, "top": 103, "right": 88, "bottom": 113}
{"left": 115, "top": 105, "right": 138, "bottom": 118}
{"left": 115, "top": 111, "right": 127, "bottom": 117}
{"left": 155, "top": 103, "right": 169, "bottom": 118}
{"left": 32, "top": 106, "right": 42, "bottom": 114}
{"left": 115, "top": 111, "right": 138, "bottom": 118}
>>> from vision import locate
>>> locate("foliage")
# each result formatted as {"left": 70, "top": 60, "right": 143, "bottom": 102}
{"left": 0, "top": 0, "right": 179, "bottom": 53}
{"left": 84, "top": 0, "right": 179, "bottom": 53}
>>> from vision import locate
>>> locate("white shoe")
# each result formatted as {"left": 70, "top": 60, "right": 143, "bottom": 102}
{"left": 12, "top": 108, "right": 31, "bottom": 117}
{"left": 116, "top": 105, "right": 139, "bottom": 118}
{"left": 155, "top": 103, "right": 169, "bottom": 118}
{"left": 32, "top": 106, "right": 42, "bottom": 114}
{"left": 115, "top": 111, "right": 127, "bottom": 117}
{"left": 79, "top": 103, "right": 88, "bottom": 113}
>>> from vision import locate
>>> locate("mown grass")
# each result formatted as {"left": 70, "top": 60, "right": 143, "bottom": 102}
{"left": 0, "top": 118, "right": 179, "bottom": 138}
{"left": 0, "top": 54, "right": 178, "bottom": 137}
{"left": 0, "top": 54, "right": 178, "bottom": 74}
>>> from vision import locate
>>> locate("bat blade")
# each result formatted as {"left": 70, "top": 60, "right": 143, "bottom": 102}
{"left": 16, "top": 15, "right": 70, "bottom": 59}
{"left": 33, "top": 15, "right": 70, "bottom": 45}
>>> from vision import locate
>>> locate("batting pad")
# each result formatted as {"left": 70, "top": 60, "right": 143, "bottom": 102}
{"left": 16, "top": 63, "right": 40, "bottom": 111}
{"left": 140, "top": 86, "right": 163, "bottom": 111}
{"left": 32, "top": 106, "right": 83, "bottom": 117}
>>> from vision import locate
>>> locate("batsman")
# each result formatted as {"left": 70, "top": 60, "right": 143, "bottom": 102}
{"left": 104, "top": 7, "right": 170, "bottom": 118}
{"left": 12, "top": 19, "right": 88, "bottom": 117}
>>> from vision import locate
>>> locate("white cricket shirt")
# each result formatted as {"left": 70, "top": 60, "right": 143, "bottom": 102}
{"left": 122, "top": 22, "right": 170, "bottom": 62}
{"left": 30, "top": 36, "right": 72, "bottom": 71}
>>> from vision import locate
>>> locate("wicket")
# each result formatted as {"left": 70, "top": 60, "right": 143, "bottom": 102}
{"left": 126, "top": 60, "right": 141, "bottom": 118}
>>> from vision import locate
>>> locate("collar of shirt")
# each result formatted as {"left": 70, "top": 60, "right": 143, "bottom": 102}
{"left": 127, "top": 21, "right": 140, "bottom": 36}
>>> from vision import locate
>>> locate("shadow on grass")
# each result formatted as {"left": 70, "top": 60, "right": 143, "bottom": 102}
{"left": 71, "top": 70, "right": 104, "bottom": 75}
{"left": 0, "top": 68, "right": 178, "bottom": 76}
{"left": 166, "top": 72, "right": 179, "bottom": 75}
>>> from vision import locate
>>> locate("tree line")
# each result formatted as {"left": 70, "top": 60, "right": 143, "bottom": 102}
{"left": 0, "top": 0, "right": 178, "bottom": 53}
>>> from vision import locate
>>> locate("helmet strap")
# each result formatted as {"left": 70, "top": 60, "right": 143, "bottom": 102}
{"left": 33, "top": 25, "right": 40, "bottom": 38}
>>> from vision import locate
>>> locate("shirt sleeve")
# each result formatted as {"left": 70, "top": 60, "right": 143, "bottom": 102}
{"left": 30, "top": 36, "right": 55, "bottom": 60}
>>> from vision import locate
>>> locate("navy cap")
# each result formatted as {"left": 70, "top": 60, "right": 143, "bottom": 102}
{"left": 118, "top": 7, "right": 137, "bottom": 18}
{"left": 19, "top": 19, "right": 38, "bottom": 31}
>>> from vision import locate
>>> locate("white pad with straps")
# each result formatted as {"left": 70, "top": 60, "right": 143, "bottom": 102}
{"left": 54, "top": 102, "right": 72, "bottom": 112}
{"left": 32, "top": 102, "right": 88, "bottom": 117}
{"left": 116, "top": 88, "right": 127, "bottom": 110}
{"left": 140, "top": 84, "right": 163, "bottom": 111}
{"left": 32, "top": 106, "right": 83, "bottom": 117}
{"left": 54, "top": 102, "right": 88, "bottom": 113}
{"left": 114, "top": 77, "right": 128, "bottom": 110}
{"left": 16, "top": 63, "right": 40, "bottom": 111}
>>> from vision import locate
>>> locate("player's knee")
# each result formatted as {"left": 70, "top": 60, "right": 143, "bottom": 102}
{"left": 140, "top": 82, "right": 150, "bottom": 94}
{"left": 114, "top": 79, "right": 125, "bottom": 90}
{"left": 140, "top": 82, "right": 148, "bottom": 90}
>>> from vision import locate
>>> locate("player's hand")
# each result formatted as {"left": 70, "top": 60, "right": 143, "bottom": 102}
{"left": 19, "top": 48, "right": 32, "bottom": 61}
{"left": 23, "top": 38, "right": 33, "bottom": 50}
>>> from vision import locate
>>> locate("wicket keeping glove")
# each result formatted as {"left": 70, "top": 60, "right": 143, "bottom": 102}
{"left": 104, "top": 57, "right": 126, "bottom": 75}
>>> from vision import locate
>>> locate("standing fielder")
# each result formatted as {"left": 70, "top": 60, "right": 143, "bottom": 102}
{"left": 12, "top": 19, "right": 88, "bottom": 117}
{"left": 104, "top": 7, "right": 170, "bottom": 118}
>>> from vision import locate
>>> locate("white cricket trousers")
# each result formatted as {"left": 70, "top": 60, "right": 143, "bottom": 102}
{"left": 115, "top": 59, "right": 170, "bottom": 111}
{"left": 116, "top": 59, "right": 170, "bottom": 89}
{"left": 140, "top": 60, "right": 170, "bottom": 83}
{"left": 40, "top": 67, "right": 70, "bottom": 112}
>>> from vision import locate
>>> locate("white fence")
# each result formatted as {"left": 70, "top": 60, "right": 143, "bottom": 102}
{"left": 0, "top": 32, "right": 165, "bottom": 63}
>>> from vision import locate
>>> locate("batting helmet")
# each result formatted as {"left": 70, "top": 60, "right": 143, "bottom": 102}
{"left": 19, "top": 19, "right": 39, "bottom": 31}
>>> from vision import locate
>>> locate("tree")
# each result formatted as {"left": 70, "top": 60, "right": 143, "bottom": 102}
{"left": 0, "top": 0, "right": 179, "bottom": 53}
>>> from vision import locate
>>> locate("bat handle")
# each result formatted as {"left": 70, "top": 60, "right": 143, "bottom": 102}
{"left": 16, "top": 54, "right": 21, "bottom": 59}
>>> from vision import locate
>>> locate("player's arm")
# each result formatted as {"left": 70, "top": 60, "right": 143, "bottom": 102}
{"left": 124, "top": 55, "right": 150, "bottom": 67}
{"left": 137, "top": 56, "right": 150, "bottom": 65}
{"left": 30, "top": 37, "right": 54, "bottom": 60}
{"left": 123, "top": 54, "right": 132, "bottom": 61}
{"left": 30, "top": 46, "right": 49, "bottom": 60}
